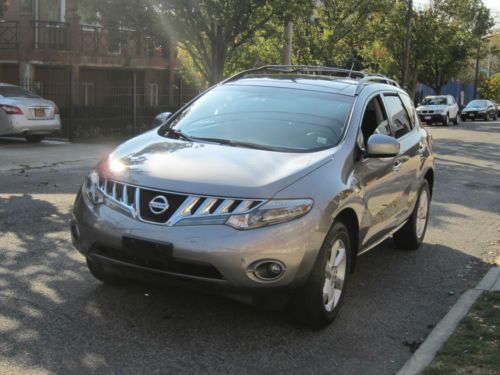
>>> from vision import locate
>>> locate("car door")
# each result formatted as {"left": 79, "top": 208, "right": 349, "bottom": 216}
{"left": 354, "top": 94, "right": 406, "bottom": 250}
{"left": 385, "top": 92, "right": 422, "bottom": 227}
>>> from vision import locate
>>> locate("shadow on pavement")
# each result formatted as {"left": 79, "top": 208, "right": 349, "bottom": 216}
{"left": 0, "top": 193, "right": 492, "bottom": 374}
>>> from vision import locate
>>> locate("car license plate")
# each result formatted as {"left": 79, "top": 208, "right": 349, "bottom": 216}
{"left": 469, "top": 113, "right": 474, "bottom": 117}
{"left": 34, "top": 108, "right": 45, "bottom": 117}
{"left": 425, "top": 116, "right": 431, "bottom": 120}
{"left": 122, "top": 236, "right": 173, "bottom": 262}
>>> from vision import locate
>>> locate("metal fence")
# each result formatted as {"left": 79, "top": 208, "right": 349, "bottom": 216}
{"left": 20, "top": 78, "right": 200, "bottom": 141}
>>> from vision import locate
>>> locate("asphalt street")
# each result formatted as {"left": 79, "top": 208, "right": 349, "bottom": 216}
{"left": 0, "top": 120, "right": 499, "bottom": 375}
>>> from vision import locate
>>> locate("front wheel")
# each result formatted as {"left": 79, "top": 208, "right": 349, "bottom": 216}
{"left": 393, "top": 181, "right": 431, "bottom": 250}
{"left": 453, "top": 115, "right": 459, "bottom": 125}
{"left": 289, "top": 221, "right": 350, "bottom": 328}
{"left": 443, "top": 114, "right": 449, "bottom": 126}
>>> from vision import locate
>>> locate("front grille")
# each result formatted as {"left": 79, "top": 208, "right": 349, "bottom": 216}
{"left": 422, "top": 110, "right": 434, "bottom": 114}
{"left": 93, "top": 246, "right": 224, "bottom": 280}
{"left": 97, "top": 176, "right": 264, "bottom": 226}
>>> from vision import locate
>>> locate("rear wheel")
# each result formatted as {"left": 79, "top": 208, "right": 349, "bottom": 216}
{"left": 86, "top": 257, "right": 127, "bottom": 285}
{"left": 453, "top": 114, "right": 459, "bottom": 125}
{"left": 393, "top": 181, "right": 431, "bottom": 250}
{"left": 25, "top": 135, "right": 45, "bottom": 143}
{"left": 289, "top": 221, "right": 350, "bottom": 328}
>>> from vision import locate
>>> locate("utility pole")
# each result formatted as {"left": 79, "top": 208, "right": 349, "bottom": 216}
{"left": 281, "top": 20, "right": 293, "bottom": 65}
{"left": 402, "top": 0, "right": 413, "bottom": 89}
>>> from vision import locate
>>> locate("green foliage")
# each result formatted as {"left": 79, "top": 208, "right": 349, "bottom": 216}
{"left": 478, "top": 73, "right": 500, "bottom": 100}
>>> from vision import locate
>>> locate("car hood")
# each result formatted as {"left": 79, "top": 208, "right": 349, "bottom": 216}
{"left": 100, "top": 129, "right": 334, "bottom": 199}
{"left": 417, "top": 104, "right": 447, "bottom": 111}
{"left": 462, "top": 107, "right": 486, "bottom": 112}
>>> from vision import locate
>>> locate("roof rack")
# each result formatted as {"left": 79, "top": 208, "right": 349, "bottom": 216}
{"left": 222, "top": 65, "right": 400, "bottom": 95}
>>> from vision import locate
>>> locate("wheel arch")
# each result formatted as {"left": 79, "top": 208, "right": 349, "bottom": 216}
{"left": 335, "top": 207, "right": 360, "bottom": 273}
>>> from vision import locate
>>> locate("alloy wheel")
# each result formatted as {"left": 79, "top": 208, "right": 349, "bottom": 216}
{"left": 323, "top": 239, "right": 347, "bottom": 312}
{"left": 416, "top": 189, "right": 429, "bottom": 239}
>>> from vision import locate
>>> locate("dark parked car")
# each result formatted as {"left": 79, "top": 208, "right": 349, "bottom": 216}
{"left": 460, "top": 99, "right": 498, "bottom": 121}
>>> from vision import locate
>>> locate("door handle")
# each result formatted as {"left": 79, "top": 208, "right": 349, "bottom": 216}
{"left": 393, "top": 159, "right": 402, "bottom": 172}
{"left": 418, "top": 143, "right": 426, "bottom": 154}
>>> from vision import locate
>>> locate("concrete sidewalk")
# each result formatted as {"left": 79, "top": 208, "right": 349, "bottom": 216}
{"left": 398, "top": 265, "right": 500, "bottom": 375}
{"left": 0, "top": 137, "right": 114, "bottom": 172}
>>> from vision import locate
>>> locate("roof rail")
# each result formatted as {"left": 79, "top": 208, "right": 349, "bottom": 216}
{"left": 222, "top": 65, "right": 401, "bottom": 94}
{"left": 223, "top": 65, "right": 367, "bottom": 83}
{"left": 354, "top": 76, "right": 400, "bottom": 95}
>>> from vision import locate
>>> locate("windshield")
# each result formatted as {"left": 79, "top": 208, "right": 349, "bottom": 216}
{"left": 421, "top": 97, "right": 447, "bottom": 105}
{"left": 466, "top": 100, "right": 487, "bottom": 108}
{"left": 162, "top": 84, "right": 354, "bottom": 152}
{"left": 0, "top": 86, "right": 40, "bottom": 99}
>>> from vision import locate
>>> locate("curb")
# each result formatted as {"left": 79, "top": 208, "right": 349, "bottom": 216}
{"left": 397, "top": 266, "right": 500, "bottom": 375}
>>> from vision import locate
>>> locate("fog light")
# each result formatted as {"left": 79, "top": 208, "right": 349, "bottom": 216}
{"left": 252, "top": 260, "right": 285, "bottom": 281}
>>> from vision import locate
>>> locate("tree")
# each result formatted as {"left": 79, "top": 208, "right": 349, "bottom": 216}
{"left": 478, "top": 73, "right": 500, "bottom": 100}
{"left": 156, "top": 0, "right": 285, "bottom": 85}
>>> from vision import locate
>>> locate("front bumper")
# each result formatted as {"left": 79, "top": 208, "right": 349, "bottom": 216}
{"left": 71, "top": 189, "right": 325, "bottom": 292}
{"left": 461, "top": 112, "right": 487, "bottom": 120}
{"left": 418, "top": 113, "right": 446, "bottom": 123}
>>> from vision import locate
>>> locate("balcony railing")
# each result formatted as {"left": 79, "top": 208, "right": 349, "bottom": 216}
{"left": 80, "top": 25, "right": 169, "bottom": 58}
{"left": 33, "top": 21, "right": 68, "bottom": 50}
{"left": 0, "top": 21, "right": 18, "bottom": 49}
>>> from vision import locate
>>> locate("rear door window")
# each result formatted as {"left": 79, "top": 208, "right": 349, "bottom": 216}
{"left": 383, "top": 94, "right": 412, "bottom": 138}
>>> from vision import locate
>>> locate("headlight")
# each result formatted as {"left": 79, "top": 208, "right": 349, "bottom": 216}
{"left": 82, "top": 171, "right": 103, "bottom": 205}
{"left": 226, "top": 199, "right": 313, "bottom": 230}
{"left": 436, "top": 109, "right": 446, "bottom": 114}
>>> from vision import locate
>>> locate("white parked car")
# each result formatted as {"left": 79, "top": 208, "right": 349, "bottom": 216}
{"left": 0, "top": 83, "right": 61, "bottom": 143}
{"left": 416, "top": 95, "right": 459, "bottom": 126}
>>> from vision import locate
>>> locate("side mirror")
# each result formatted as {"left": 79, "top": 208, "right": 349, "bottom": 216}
{"left": 152, "top": 112, "right": 173, "bottom": 127}
{"left": 366, "top": 134, "right": 400, "bottom": 157}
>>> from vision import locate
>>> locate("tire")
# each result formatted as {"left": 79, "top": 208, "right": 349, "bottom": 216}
{"left": 453, "top": 114, "right": 459, "bottom": 125}
{"left": 25, "top": 135, "right": 45, "bottom": 143}
{"left": 443, "top": 114, "right": 449, "bottom": 126}
{"left": 393, "top": 181, "right": 431, "bottom": 250}
{"left": 86, "top": 257, "right": 127, "bottom": 285}
{"left": 289, "top": 221, "right": 351, "bottom": 328}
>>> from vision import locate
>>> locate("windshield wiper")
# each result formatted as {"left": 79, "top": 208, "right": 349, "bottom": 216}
{"left": 190, "top": 137, "right": 279, "bottom": 151}
{"left": 163, "top": 128, "right": 193, "bottom": 141}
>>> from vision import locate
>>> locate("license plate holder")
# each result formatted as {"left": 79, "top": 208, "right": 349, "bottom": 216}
{"left": 122, "top": 236, "right": 173, "bottom": 262}
{"left": 469, "top": 113, "right": 475, "bottom": 117}
{"left": 425, "top": 116, "right": 431, "bottom": 120}
{"left": 34, "top": 108, "right": 45, "bottom": 117}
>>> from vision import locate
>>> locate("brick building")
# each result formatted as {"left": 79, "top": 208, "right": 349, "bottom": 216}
{"left": 0, "top": 0, "right": 195, "bottom": 138}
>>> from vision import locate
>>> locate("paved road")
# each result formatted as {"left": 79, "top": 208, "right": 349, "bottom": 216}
{"left": 0, "top": 122, "right": 499, "bottom": 375}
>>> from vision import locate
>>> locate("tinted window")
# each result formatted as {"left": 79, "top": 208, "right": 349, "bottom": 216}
{"left": 466, "top": 100, "right": 488, "bottom": 108}
{"left": 399, "top": 93, "right": 416, "bottom": 128}
{"left": 384, "top": 95, "right": 412, "bottom": 138}
{"left": 0, "top": 86, "right": 40, "bottom": 98}
{"left": 164, "top": 84, "right": 354, "bottom": 152}
{"left": 422, "top": 96, "right": 447, "bottom": 105}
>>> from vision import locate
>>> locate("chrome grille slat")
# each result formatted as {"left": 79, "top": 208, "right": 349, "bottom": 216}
{"left": 97, "top": 176, "right": 265, "bottom": 226}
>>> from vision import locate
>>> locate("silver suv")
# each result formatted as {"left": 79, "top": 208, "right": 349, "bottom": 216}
{"left": 71, "top": 66, "right": 435, "bottom": 327}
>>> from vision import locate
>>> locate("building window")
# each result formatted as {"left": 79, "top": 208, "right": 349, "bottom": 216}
{"left": 20, "top": 0, "right": 34, "bottom": 14}
{"left": 82, "top": 82, "right": 95, "bottom": 106}
{"left": 149, "top": 82, "right": 159, "bottom": 106}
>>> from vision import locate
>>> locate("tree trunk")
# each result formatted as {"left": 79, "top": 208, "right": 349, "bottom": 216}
{"left": 473, "top": 44, "right": 481, "bottom": 99}
{"left": 281, "top": 21, "right": 293, "bottom": 65}
{"left": 402, "top": 0, "right": 413, "bottom": 89}
{"left": 210, "top": 30, "right": 227, "bottom": 85}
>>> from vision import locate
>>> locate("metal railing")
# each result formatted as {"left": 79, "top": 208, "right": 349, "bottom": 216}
{"left": 80, "top": 24, "right": 169, "bottom": 58}
{"left": 33, "top": 21, "right": 69, "bottom": 50}
{"left": 0, "top": 21, "right": 18, "bottom": 49}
